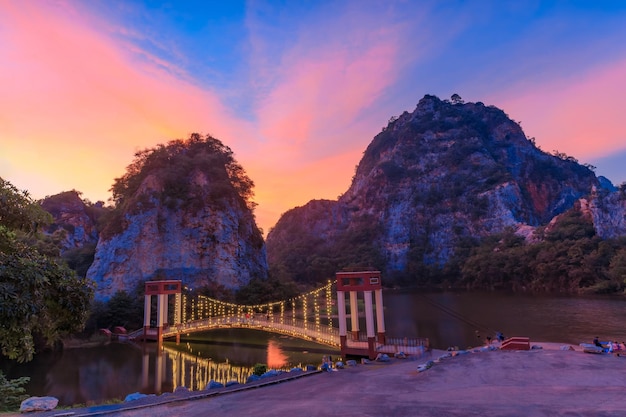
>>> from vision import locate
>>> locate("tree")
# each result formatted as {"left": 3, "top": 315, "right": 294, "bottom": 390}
{"left": 0, "top": 370, "right": 29, "bottom": 411}
{"left": 0, "top": 178, "right": 94, "bottom": 362}
{"left": 450, "top": 93, "right": 464, "bottom": 104}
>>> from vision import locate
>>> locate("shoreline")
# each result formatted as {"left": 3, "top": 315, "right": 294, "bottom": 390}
{"left": 10, "top": 339, "right": 626, "bottom": 416}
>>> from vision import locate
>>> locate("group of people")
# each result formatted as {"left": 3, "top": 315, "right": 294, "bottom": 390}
{"left": 593, "top": 337, "right": 625, "bottom": 352}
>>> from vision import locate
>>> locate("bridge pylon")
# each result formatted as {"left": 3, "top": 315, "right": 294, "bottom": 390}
{"left": 336, "top": 270, "right": 385, "bottom": 359}
{"left": 143, "top": 280, "right": 182, "bottom": 344}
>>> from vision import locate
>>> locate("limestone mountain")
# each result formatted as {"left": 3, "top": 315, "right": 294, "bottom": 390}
{"left": 40, "top": 190, "right": 101, "bottom": 252}
{"left": 87, "top": 134, "right": 267, "bottom": 300}
{"left": 266, "top": 95, "right": 614, "bottom": 287}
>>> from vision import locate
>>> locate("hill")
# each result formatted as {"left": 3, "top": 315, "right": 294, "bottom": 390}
{"left": 266, "top": 95, "right": 626, "bottom": 291}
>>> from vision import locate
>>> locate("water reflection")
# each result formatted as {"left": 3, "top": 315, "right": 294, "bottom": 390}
{"left": 0, "top": 329, "right": 338, "bottom": 406}
{"left": 267, "top": 340, "right": 288, "bottom": 368}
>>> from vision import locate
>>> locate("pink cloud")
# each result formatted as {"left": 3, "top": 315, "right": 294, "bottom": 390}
{"left": 0, "top": 1, "right": 420, "bottom": 234}
{"left": 488, "top": 58, "right": 626, "bottom": 163}
{"left": 0, "top": 1, "right": 252, "bottom": 202}
{"left": 259, "top": 40, "right": 398, "bottom": 147}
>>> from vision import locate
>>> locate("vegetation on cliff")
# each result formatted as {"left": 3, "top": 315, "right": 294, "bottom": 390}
{"left": 103, "top": 133, "right": 256, "bottom": 239}
{"left": 461, "top": 205, "right": 626, "bottom": 293}
{"left": 0, "top": 178, "right": 94, "bottom": 362}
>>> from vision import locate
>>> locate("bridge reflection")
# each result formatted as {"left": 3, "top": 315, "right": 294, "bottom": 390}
{"left": 141, "top": 339, "right": 321, "bottom": 394}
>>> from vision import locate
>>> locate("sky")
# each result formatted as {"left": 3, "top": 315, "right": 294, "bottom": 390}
{"left": 2, "top": 0, "right": 626, "bottom": 235}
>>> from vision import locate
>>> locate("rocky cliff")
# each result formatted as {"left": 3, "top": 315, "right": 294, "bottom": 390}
{"left": 581, "top": 185, "right": 626, "bottom": 239}
{"left": 267, "top": 95, "right": 610, "bottom": 285}
{"left": 40, "top": 190, "right": 100, "bottom": 253}
{"left": 87, "top": 135, "right": 267, "bottom": 300}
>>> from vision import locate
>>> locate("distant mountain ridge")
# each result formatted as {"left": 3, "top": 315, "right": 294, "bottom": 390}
{"left": 266, "top": 95, "right": 624, "bottom": 287}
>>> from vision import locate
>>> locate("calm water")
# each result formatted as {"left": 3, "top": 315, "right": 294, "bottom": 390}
{"left": 3, "top": 290, "right": 626, "bottom": 406}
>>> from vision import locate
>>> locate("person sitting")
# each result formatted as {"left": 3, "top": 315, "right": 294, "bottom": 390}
{"left": 593, "top": 336, "right": 602, "bottom": 347}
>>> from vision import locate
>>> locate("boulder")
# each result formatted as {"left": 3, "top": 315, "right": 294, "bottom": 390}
{"left": 261, "top": 369, "right": 281, "bottom": 378}
{"left": 346, "top": 360, "right": 358, "bottom": 367}
{"left": 246, "top": 374, "right": 261, "bottom": 383}
{"left": 174, "top": 386, "right": 189, "bottom": 394}
{"left": 417, "top": 360, "right": 435, "bottom": 372}
{"left": 225, "top": 380, "right": 239, "bottom": 387}
{"left": 375, "top": 353, "right": 391, "bottom": 362}
{"left": 205, "top": 380, "right": 224, "bottom": 390}
{"left": 124, "top": 392, "right": 149, "bottom": 402}
{"left": 305, "top": 364, "right": 317, "bottom": 371}
{"left": 20, "top": 396, "right": 58, "bottom": 412}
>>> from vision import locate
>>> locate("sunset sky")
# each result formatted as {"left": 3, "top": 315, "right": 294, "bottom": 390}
{"left": 2, "top": 1, "right": 626, "bottom": 234}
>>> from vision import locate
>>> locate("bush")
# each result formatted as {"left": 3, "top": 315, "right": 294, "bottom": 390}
{"left": 253, "top": 363, "right": 267, "bottom": 376}
{"left": 0, "top": 370, "right": 29, "bottom": 411}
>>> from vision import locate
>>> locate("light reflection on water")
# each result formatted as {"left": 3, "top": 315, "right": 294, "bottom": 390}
{"left": 0, "top": 329, "right": 338, "bottom": 406}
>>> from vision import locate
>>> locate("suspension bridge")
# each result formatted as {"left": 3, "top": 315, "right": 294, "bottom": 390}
{"left": 130, "top": 271, "right": 430, "bottom": 359}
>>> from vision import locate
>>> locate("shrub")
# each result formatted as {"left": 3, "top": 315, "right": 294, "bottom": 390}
{"left": 253, "top": 363, "right": 267, "bottom": 376}
{"left": 0, "top": 370, "right": 29, "bottom": 411}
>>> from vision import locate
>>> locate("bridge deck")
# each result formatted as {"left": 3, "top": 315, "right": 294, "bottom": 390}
{"left": 128, "top": 316, "right": 428, "bottom": 360}
{"left": 163, "top": 316, "right": 340, "bottom": 347}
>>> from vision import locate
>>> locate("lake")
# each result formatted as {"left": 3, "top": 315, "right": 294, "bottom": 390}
{"left": 2, "top": 290, "right": 626, "bottom": 406}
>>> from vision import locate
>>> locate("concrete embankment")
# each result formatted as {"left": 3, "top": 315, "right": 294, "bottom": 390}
{"left": 13, "top": 342, "right": 626, "bottom": 417}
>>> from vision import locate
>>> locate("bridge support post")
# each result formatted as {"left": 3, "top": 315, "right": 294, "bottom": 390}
{"left": 337, "top": 290, "right": 347, "bottom": 353}
{"left": 336, "top": 271, "right": 384, "bottom": 360}
{"left": 143, "top": 280, "right": 182, "bottom": 343}
{"left": 156, "top": 293, "right": 167, "bottom": 344}
{"left": 143, "top": 293, "right": 151, "bottom": 341}
{"left": 375, "top": 288, "right": 386, "bottom": 344}
{"left": 364, "top": 290, "right": 376, "bottom": 359}
{"left": 349, "top": 291, "right": 359, "bottom": 341}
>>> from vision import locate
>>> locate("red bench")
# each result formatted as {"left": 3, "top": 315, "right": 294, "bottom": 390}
{"left": 500, "top": 337, "right": 530, "bottom": 350}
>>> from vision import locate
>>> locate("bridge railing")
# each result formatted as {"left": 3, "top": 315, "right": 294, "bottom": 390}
{"left": 163, "top": 315, "right": 340, "bottom": 347}
{"left": 345, "top": 333, "right": 430, "bottom": 356}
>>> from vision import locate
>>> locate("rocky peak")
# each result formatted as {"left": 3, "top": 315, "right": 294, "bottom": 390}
{"left": 87, "top": 134, "right": 267, "bottom": 300}
{"left": 267, "top": 94, "right": 603, "bottom": 285}
{"left": 40, "top": 191, "right": 100, "bottom": 253}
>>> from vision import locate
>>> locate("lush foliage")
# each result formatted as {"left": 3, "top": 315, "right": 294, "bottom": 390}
{"left": 269, "top": 213, "right": 385, "bottom": 286}
{"left": 0, "top": 178, "right": 52, "bottom": 233}
{"left": 459, "top": 209, "right": 626, "bottom": 293}
{"left": 0, "top": 370, "right": 29, "bottom": 411}
{"left": 103, "top": 133, "right": 256, "bottom": 238}
{"left": 0, "top": 178, "right": 94, "bottom": 362}
{"left": 252, "top": 363, "right": 267, "bottom": 376}
{"left": 85, "top": 290, "right": 144, "bottom": 333}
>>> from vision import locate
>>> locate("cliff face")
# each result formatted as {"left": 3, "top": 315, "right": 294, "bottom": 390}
{"left": 87, "top": 135, "right": 267, "bottom": 300}
{"left": 88, "top": 172, "right": 266, "bottom": 300}
{"left": 40, "top": 191, "right": 100, "bottom": 253}
{"left": 267, "top": 95, "right": 605, "bottom": 282}
{"left": 581, "top": 186, "right": 626, "bottom": 239}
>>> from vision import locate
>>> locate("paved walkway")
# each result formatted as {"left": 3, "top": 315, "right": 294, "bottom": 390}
{"left": 15, "top": 343, "right": 626, "bottom": 417}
